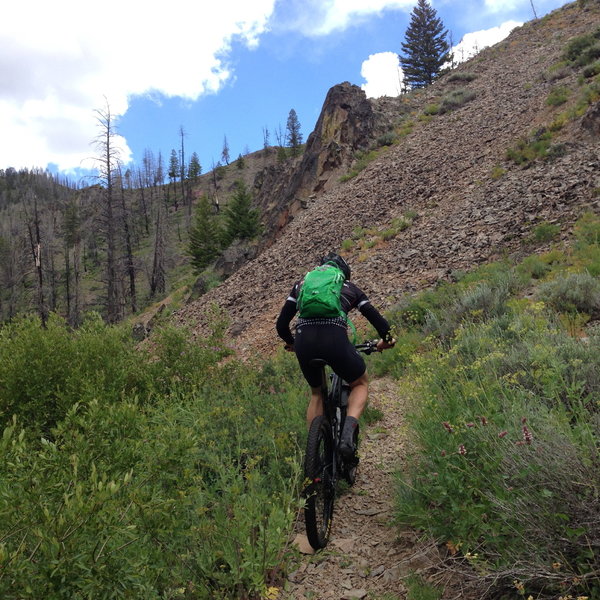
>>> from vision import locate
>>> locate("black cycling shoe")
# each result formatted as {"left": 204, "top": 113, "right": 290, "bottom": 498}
{"left": 341, "top": 445, "right": 359, "bottom": 485}
{"left": 339, "top": 417, "right": 358, "bottom": 465}
{"left": 339, "top": 438, "right": 356, "bottom": 461}
{"left": 339, "top": 416, "right": 359, "bottom": 462}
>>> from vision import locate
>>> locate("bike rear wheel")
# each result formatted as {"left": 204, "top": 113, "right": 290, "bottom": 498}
{"left": 304, "top": 415, "right": 335, "bottom": 549}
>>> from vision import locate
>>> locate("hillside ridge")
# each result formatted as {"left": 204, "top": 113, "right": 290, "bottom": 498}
{"left": 175, "top": 1, "right": 600, "bottom": 357}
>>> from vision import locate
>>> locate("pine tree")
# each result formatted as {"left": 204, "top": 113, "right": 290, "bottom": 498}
{"left": 221, "top": 135, "right": 230, "bottom": 165}
{"left": 223, "top": 181, "right": 261, "bottom": 245}
{"left": 187, "top": 195, "right": 222, "bottom": 272}
{"left": 188, "top": 152, "right": 202, "bottom": 181}
{"left": 285, "top": 109, "right": 303, "bottom": 157}
{"left": 168, "top": 149, "right": 180, "bottom": 210}
{"left": 168, "top": 149, "right": 179, "bottom": 183}
{"left": 399, "top": 0, "right": 451, "bottom": 88}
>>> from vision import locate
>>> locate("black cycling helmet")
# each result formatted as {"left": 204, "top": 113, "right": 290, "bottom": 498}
{"left": 320, "top": 252, "right": 351, "bottom": 280}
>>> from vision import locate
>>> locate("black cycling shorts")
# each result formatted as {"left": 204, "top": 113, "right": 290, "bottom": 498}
{"left": 294, "top": 322, "right": 366, "bottom": 388}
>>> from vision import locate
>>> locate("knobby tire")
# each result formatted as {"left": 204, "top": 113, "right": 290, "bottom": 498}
{"left": 304, "top": 415, "right": 335, "bottom": 549}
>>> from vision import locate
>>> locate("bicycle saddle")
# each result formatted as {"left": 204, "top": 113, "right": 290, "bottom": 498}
{"left": 309, "top": 358, "right": 327, "bottom": 368}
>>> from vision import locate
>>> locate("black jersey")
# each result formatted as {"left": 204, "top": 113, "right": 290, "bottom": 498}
{"left": 276, "top": 279, "right": 392, "bottom": 346}
{"left": 287, "top": 279, "right": 370, "bottom": 315}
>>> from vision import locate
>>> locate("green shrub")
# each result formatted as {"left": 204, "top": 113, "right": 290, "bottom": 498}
{"left": 537, "top": 271, "right": 600, "bottom": 316}
{"left": 517, "top": 255, "right": 552, "bottom": 279}
{"left": 396, "top": 119, "right": 415, "bottom": 138}
{"left": 574, "top": 211, "right": 600, "bottom": 247}
{"left": 546, "top": 61, "right": 571, "bottom": 81}
{"left": 377, "top": 131, "right": 398, "bottom": 147}
{"left": 396, "top": 308, "right": 600, "bottom": 598}
{"left": 340, "top": 149, "right": 381, "bottom": 181}
{"left": 438, "top": 89, "right": 476, "bottom": 114}
{"left": 423, "top": 103, "right": 440, "bottom": 116}
{"left": 405, "top": 574, "right": 443, "bottom": 600}
{"left": 549, "top": 111, "right": 568, "bottom": 131}
{"left": 0, "top": 313, "right": 149, "bottom": 433}
{"left": 563, "top": 33, "right": 596, "bottom": 63}
{"left": 490, "top": 165, "right": 506, "bottom": 179}
{"left": 506, "top": 129, "right": 553, "bottom": 165}
{"left": 351, "top": 226, "right": 367, "bottom": 240}
{"left": 575, "top": 42, "right": 600, "bottom": 67}
{"left": 0, "top": 320, "right": 307, "bottom": 598}
{"left": 369, "top": 331, "right": 422, "bottom": 379}
{"left": 546, "top": 85, "right": 570, "bottom": 106}
{"left": 341, "top": 238, "right": 354, "bottom": 251}
{"left": 447, "top": 72, "right": 476, "bottom": 83}
{"left": 531, "top": 221, "right": 560, "bottom": 243}
{"left": 583, "top": 60, "right": 600, "bottom": 78}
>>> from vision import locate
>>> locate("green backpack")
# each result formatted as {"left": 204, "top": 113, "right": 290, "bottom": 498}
{"left": 297, "top": 263, "right": 358, "bottom": 341}
{"left": 298, "top": 264, "right": 346, "bottom": 319}
{"left": 297, "top": 264, "right": 345, "bottom": 319}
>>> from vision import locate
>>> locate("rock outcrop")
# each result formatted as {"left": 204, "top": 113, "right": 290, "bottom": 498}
{"left": 254, "top": 83, "right": 381, "bottom": 241}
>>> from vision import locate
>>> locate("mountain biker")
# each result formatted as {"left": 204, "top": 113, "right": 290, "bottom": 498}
{"left": 276, "top": 252, "right": 395, "bottom": 461}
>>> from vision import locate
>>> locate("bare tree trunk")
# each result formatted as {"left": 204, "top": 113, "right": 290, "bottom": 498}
{"left": 179, "top": 126, "right": 186, "bottom": 210}
{"left": 73, "top": 237, "right": 82, "bottom": 326}
{"left": 118, "top": 168, "right": 137, "bottom": 314}
{"left": 136, "top": 166, "right": 150, "bottom": 236}
{"left": 64, "top": 238, "right": 72, "bottom": 323}
{"left": 24, "top": 193, "right": 47, "bottom": 327}
{"left": 94, "top": 100, "right": 121, "bottom": 323}
{"left": 530, "top": 0, "right": 538, "bottom": 18}
{"left": 150, "top": 205, "right": 166, "bottom": 297}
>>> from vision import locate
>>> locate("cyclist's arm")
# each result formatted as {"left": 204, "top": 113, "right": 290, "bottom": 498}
{"left": 359, "top": 302, "right": 394, "bottom": 344}
{"left": 276, "top": 299, "right": 297, "bottom": 345}
{"left": 345, "top": 282, "right": 394, "bottom": 344}
{"left": 276, "top": 283, "right": 299, "bottom": 346}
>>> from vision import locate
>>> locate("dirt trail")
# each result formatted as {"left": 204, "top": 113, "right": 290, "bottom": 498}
{"left": 282, "top": 378, "right": 451, "bottom": 600}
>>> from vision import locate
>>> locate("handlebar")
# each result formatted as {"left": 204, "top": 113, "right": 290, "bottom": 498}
{"left": 285, "top": 338, "right": 394, "bottom": 353}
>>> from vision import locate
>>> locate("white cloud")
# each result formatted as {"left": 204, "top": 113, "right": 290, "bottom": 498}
{"left": 278, "top": 0, "right": 415, "bottom": 36}
{"left": 451, "top": 20, "right": 522, "bottom": 64}
{"left": 0, "top": 0, "right": 276, "bottom": 171}
{"left": 484, "top": 0, "right": 521, "bottom": 11}
{"left": 361, "top": 52, "right": 404, "bottom": 98}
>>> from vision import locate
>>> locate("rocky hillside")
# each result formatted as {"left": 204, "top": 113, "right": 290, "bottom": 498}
{"left": 175, "top": 1, "right": 600, "bottom": 356}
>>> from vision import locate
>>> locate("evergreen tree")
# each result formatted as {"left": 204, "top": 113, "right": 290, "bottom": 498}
{"left": 285, "top": 109, "right": 303, "bottom": 157}
{"left": 221, "top": 135, "right": 230, "bottom": 165}
{"left": 188, "top": 152, "right": 202, "bottom": 181}
{"left": 223, "top": 181, "right": 261, "bottom": 245}
{"left": 399, "top": 0, "right": 451, "bottom": 88}
{"left": 168, "top": 149, "right": 179, "bottom": 183}
{"left": 168, "top": 149, "right": 180, "bottom": 210}
{"left": 187, "top": 195, "right": 222, "bottom": 272}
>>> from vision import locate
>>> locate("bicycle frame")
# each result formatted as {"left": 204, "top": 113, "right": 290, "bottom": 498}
{"left": 303, "top": 340, "right": 377, "bottom": 550}
{"left": 314, "top": 359, "right": 349, "bottom": 486}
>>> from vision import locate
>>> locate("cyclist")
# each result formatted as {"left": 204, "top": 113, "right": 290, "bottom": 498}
{"left": 276, "top": 252, "right": 395, "bottom": 461}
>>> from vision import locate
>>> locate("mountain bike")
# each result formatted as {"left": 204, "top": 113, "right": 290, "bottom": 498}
{"left": 302, "top": 340, "right": 379, "bottom": 550}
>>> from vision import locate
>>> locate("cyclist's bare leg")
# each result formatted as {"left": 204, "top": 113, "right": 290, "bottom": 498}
{"left": 339, "top": 372, "right": 368, "bottom": 458}
{"left": 306, "top": 386, "right": 323, "bottom": 429}
{"left": 347, "top": 372, "right": 369, "bottom": 419}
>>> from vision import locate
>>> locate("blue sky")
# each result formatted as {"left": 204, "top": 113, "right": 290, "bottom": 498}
{"left": 1, "top": 0, "right": 569, "bottom": 179}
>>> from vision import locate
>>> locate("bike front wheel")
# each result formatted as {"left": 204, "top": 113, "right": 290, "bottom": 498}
{"left": 303, "top": 415, "right": 335, "bottom": 549}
